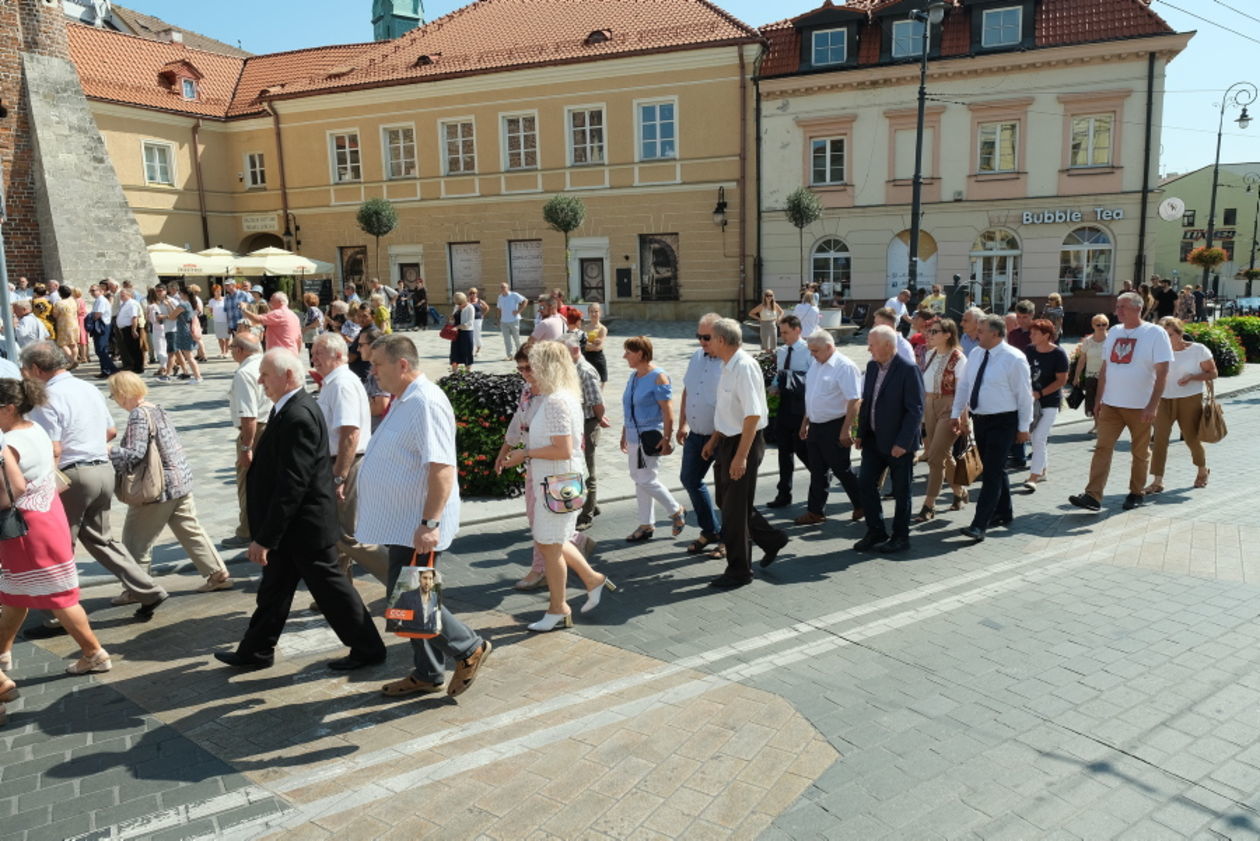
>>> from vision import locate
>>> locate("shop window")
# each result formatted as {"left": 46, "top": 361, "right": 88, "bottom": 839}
{"left": 812, "top": 238, "right": 851, "bottom": 302}
{"left": 1059, "top": 226, "right": 1113, "bottom": 294}
{"left": 639, "top": 234, "right": 679, "bottom": 301}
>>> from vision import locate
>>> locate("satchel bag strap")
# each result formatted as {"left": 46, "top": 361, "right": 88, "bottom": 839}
{"left": 1205, "top": 380, "right": 1215, "bottom": 402}
{"left": 0, "top": 454, "right": 16, "bottom": 510}
{"left": 409, "top": 550, "right": 436, "bottom": 570}
{"left": 628, "top": 372, "right": 642, "bottom": 435}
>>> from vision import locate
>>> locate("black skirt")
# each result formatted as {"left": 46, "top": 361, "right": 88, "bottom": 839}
{"left": 450, "top": 329, "right": 474, "bottom": 366}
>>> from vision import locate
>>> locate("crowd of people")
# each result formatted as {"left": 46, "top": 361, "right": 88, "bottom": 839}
{"left": 0, "top": 267, "right": 1229, "bottom": 724}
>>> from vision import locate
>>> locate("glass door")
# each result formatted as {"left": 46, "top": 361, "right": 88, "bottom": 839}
{"left": 970, "top": 254, "right": 1018, "bottom": 314}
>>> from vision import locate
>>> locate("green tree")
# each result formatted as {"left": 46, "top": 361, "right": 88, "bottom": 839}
{"left": 784, "top": 187, "right": 823, "bottom": 290}
{"left": 356, "top": 198, "right": 399, "bottom": 281}
{"left": 542, "top": 194, "right": 586, "bottom": 297}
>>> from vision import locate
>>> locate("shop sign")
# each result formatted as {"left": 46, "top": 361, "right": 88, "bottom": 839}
{"left": 242, "top": 213, "right": 278, "bottom": 232}
{"left": 1021, "top": 207, "right": 1125, "bottom": 225}
{"left": 1182, "top": 229, "right": 1236, "bottom": 241}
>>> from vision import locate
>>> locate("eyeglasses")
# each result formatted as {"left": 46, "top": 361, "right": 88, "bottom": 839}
{"left": 696, "top": 334, "right": 712, "bottom": 341}
{"left": 927, "top": 329, "right": 943, "bottom": 335}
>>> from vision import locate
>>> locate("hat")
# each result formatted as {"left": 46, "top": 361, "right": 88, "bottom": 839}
{"left": 251, "top": 285, "right": 264, "bottom": 294}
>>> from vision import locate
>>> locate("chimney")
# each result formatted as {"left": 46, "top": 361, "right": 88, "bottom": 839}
{"left": 157, "top": 28, "right": 184, "bottom": 44}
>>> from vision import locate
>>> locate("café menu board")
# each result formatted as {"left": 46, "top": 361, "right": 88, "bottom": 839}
{"left": 509, "top": 239, "right": 545, "bottom": 299}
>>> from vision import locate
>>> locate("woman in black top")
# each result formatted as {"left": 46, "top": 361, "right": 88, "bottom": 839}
{"left": 1023, "top": 318, "right": 1070, "bottom": 492}
{"left": 413, "top": 281, "right": 429, "bottom": 330}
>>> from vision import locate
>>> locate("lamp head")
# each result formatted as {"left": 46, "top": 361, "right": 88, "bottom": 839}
{"left": 1238, "top": 106, "right": 1252, "bottom": 130}
{"left": 926, "top": 0, "right": 947, "bottom": 26}
{"left": 712, "top": 186, "right": 728, "bottom": 229}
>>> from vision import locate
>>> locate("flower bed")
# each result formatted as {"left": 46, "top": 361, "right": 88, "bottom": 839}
{"left": 437, "top": 369, "right": 526, "bottom": 498}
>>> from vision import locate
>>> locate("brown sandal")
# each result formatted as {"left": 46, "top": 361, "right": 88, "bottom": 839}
{"left": 381, "top": 675, "right": 444, "bottom": 697}
{"left": 686, "top": 534, "right": 718, "bottom": 554}
{"left": 448, "top": 640, "right": 492, "bottom": 698}
{"left": 707, "top": 544, "right": 727, "bottom": 560}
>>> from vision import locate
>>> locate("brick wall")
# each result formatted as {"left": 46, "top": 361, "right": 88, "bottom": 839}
{"left": 0, "top": 0, "right": 44, "bottom": 282}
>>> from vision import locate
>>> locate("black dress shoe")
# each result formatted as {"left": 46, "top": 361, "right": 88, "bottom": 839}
{"left": 759, "top": 532, "right": 790, "bottom": 568}
{"left": 214, "top": 651, "right": 274, "bottom": 669}
{"left": 853, "top": 533, "right": 889, "bottom": 552}
{"left": 875, "top": 537, "right": 910, "bottom": 553}
{"left": 328, "top": 651, "right": 387, "bottom": 671}
{"left": 988, "top": 514, "right": 1013, "bottom": 528}
{"left": 133, "top": 593, "right": 169, "bottom": 622}
{"left": 959, "top": 526, "right": 986, "bottom": 542}
{"left": 709, "top": 574, "right": 752, "bottom": 589}
{"left": 22, "top": 624, "right": 68, "bottom": 640}
{"left": 765, "top": 496, "right": 791, "bottom": 509}
{"left": 1122, "top": 493, "right": 1144, "bottom": 510}
{"left": 1068, "top": 493, "right": 1101, "bottom": 512}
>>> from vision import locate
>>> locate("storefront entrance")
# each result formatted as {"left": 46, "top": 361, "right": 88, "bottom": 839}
{"left": 970, "top": 229, "right": 1021, "bottom": 314}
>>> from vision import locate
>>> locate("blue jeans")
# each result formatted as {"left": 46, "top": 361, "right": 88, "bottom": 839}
{"left": 94, "top": 323, "right": 117, "bottom": 375}
{"left": 680, "top": 431, "right": 720, "bottom": 538}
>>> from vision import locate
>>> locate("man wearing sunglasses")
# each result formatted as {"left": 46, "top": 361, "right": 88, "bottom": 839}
{"left": 675, "top": 314, "right": 724, "bottom": 556}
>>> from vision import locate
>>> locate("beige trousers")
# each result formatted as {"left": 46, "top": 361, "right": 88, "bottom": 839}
{"left": 336, "top": 455, "right": 389, "bottom": 584}
{"left": 1150, "top": 394, "right": 1206, "bottom": 476}
{"left": 234, "top": 421, "right": 265, "bottom": 539}
{"left": 1086, "top": 404, "right": 1152, "bottom": 499}
{"left": 123, "top": 493, "right": 226, "bottom": 578}
{"left": 922, "top": 394, "right": 960, "bottom": 507}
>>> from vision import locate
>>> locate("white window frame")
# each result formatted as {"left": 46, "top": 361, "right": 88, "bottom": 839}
{"left": 566, "top": 104, "right": 606, "bottom": 167}
{"left": 244, "top": 152, "right": 266, "bottom": 189}
{"left": 1069, "top": 114, "right": 1114, "bottom": 168}
{"left": 141, "top": 140, "right": 175, "bottom": 186}
{"left": 381, "top": 123, "right": 418, "bottom": 180}
{"left": 635, "top": 97, "right": 679, "bottom": 162}
{"left": 981, "top": 6, "right": 1022, "bottom": 48}
{"left": 180, "top": 78, "right": 197, "bottom": 100}
{"left": 439, "top": 117, "right": 477, "bottom": 175}
{"left": 977, "top": 121, "right": 1018, "bottom": 173}
{"left": 810, "top": 137, "right": 846, "bottom": 186}
{"left": 327, "top": 130, "right": 362, "bottom": 184}
{"left": 891, "top": 19, "right": 924, "bottom": 59}
{"left": 501, "top": 111, "right": 540, "bottom": 172}
{"left": 811, "top": 28, "right": 847, "bottom": 66}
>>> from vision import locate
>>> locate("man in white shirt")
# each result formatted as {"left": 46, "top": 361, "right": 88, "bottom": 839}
{"left": 88, "top": 284, "right": 117, "bottom": 378}
{"left": 766, "top": 314, "right": 811, "bottom": 510}
{"left": 568, "top": 336, "right": 609, "bottom": 532}
{"left": 675, "top": 314, "right": 724, "bottom": 551}
{"left": 1070, "top": 291, "right": 1173, "bottom": 512}
{"left": 797, "top": 329, "right": 864, "bottom": 525}
{"left": 357, "top": 334, "right": 491, "bottom": 699}
{"left": 496, "top": 282, "right": 528, "bottom": 359}
{"left": 312, "top": 332, "right": 388, "bottom": 585}
{"left": 873, "top": 307, "right": 917, "bottom": 365}
{"left": 950, "top": 314, "right": 1033, "bottom": 542}
{"left": 12, "top": 301, "right": 49, "bottom": 351}
{"left": 21, "top": 343, "right": 168, "bottom": 633}
{"left": 223, "top": 333, "right": 273, "bottom": 549}
{"left": 701, "top": 318, "right": 789, "bottom": 587}
{"left": 12, "top": 277, "right": 32, "bottom": 301}
{"left": 884, "top": 289, "right": 913, "bottom": 335}
{"left": 115, "top": 288, "right": 144, "bottom": 374}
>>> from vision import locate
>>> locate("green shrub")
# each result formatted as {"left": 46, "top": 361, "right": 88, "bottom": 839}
{"left": 1216, "top": 316, "right": 1260, "bottom": 363}
{"left": 437, "top": 370, "right": 526, "bottom": 498}
{"left": 1183, "top": 323, "right": 1245, "bottom": 377}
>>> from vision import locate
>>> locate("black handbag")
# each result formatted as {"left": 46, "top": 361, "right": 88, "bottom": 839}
{"left": 1065, "top": 384, "right": 1085, "bottom": 410}
{"left": 0, "top": 456, "right": 29, "bottom": 541}
{"left": 628, "top": 374, "right": 665, "bottom": 467}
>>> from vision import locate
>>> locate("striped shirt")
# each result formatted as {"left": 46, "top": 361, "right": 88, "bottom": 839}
{"left": 224, "top": 290, "right": 252, "bottom": 331}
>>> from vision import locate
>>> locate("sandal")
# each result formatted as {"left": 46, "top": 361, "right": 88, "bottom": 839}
{"left": 950, "top": 489, "right": 969, "bottom": 511}
{"left": 912, "top": 506, "right": 935, "bottom": 524}
{"left": 0, "top": 679, "right": 18, "bottom": 703}
{"left": 671, "top": 507, "right": 688, "bottom": 537}
{"left": 381, "top": 674, "right": 444, "bottom": 697}
{"left": 1143, "top": 482, "right": 1164, "bottom": 495}
{"left": 686, "top": 533, "right": 717, "bottom": 555}
{"left": 1195, "top": 468, "right": 1210, "bottom": 489}
{"left": 707, "top": 544, "right": 727, "bottom": 560}
{"left": 626, "top": 526, "right": 655, "bottom": 543}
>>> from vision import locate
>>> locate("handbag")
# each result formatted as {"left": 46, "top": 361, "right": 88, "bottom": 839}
{"left": 0, "top": 456, "right": 29, "bottom": 541}
{"left": 1198, "top": 381, "right": 1228, "bottom": 443}
{"left": 384, "top": 551, "right": 443, "bottom": 640}
{"left": 439, "top": 322, "right": 458, "bottom": 341}
{"left": 114, "top": 407, "right": 166, "bottom": 506}
{"left": 628, "top": 374, "right": 665, "bottom": 466}
{"left": 540, "top": 471, "right": 587, "bottom": 514}
{"left": 1065, "top": 383, "right": 1085, "bottom": 410}
{"left": 952, "top": 436, "right": 984, "bottom": 486}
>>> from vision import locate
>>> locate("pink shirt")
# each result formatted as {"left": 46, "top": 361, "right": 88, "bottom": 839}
{"left": 260, "top": 307, "right": 303, "bottom": 355}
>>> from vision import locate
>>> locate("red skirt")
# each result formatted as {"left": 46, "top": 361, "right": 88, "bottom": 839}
{"left": 0, "top": 493, "right": 78, "bottom": 610}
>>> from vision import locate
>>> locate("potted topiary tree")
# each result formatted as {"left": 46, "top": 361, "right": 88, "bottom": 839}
{"left": 543, "top": 194, "right": 586, "bottom": 307}
{"left": 356, "top": 198, "right": 399, "bottom": 283}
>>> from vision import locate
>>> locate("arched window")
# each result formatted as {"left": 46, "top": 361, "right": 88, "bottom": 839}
{"left": 971, "top": 229, "right": 1020, "bottom": 254}
{"left": 811, "top": 237, "right": 851, "bottom": 302}
{"left": 1059, "top": 226, "right": 1113, "bottom": 294}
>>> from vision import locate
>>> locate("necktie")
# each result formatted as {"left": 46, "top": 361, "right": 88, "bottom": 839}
{"left": 969, "top": 350, "right": 990, "bottom": 412}
{"left": 784, "top": 345, "right": 794, "bottom": 372}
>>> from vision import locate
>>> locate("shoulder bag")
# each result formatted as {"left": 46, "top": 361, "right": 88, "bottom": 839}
{"left": 628, "top": 373, "right": 664, "bottom": 467}
{"left": 114, "top": 408, "right": 166, "bottom": 506}
{"left": 1198, "top": 381, "right": 1228, "bottom": 444}
{"left": 541, "top": 472, "right": 586, "bottom": 514}
{"left": 952, "top": 436, "right": 984, "bottom": 486}
{"left": 385, "top": 551, "right": 443, "bottom": 639}
{"left": 0, "top": 456, "right": 29, "bottom": 541}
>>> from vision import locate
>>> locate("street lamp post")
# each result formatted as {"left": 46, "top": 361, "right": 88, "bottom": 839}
{"left": 906, "top": 0, "right": 947, "bottom": 295}
{"left": 1203, "top": 81, "right": 1256, "bottom": 293}
{"left": 1245, "top": 172, "right": 1260, "bottom": 297}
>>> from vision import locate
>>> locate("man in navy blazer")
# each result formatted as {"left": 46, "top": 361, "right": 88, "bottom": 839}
{"left": 854, "top": 326, "right": 925, "bottom": 553}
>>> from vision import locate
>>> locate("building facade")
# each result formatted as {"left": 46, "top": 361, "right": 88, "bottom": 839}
{"left": 757, "top": 0, "right": 1189, "bottom": 321}
{"left": 1153, "top": 163, "right": 1260, "bottom": 298}
{"left": 57, "top": 0, "right": 760, "bottom": 318}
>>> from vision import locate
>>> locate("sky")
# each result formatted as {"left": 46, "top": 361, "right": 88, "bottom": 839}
{"left": 120, "top": 0, "right": 1256, "bottom": 177}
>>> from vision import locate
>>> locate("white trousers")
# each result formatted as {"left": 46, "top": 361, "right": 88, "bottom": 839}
{"left": 473, "top": 319, "right": 484, "bottom": 352}
{"left": 628, "top": 449, "right": 680, "bottom": 525}
{"left": 1029, "top": 406, "right": 1058, "bottom": 475}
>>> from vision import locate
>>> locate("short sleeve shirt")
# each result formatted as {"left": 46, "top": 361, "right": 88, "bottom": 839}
{"left": 804, "top": 350, "right": 863, "bottom": 423}
{"left": 317, "top": 365, "right": 372, "bottom": 456}
{"left": 498, "top": 292, "right": 526, "bottom": 323}
{"left": 228, "top": 353, "right": 273, "bottom": 427}
{"left": 714, "top": 350, "right": 768, "bottom": 436}
{"left": 29, "top": 371, "right": 113, "bottom": 467}
{"left": 260, "top": 307, "right": 303, "bottom": 355}
{"left": 1164, "top": 342, "right": 1213, "bottom": 399}
{"left": 1101, "top": 321, "right": 1174, "bottom": 409}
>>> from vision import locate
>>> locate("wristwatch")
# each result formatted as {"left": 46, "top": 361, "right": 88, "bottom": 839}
{"left": 333, "top": 476, "right": 346, "bottom": 486}
{"left": 420, "top": 518, "right": 441, "bottom": 529}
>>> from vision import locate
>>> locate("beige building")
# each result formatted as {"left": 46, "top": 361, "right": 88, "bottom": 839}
{"left": 1153, "top": 163, "right": 1260, "bottom": 298}
{"left": 67, "top": 0, "right": 760, "bottom": 318}
{"left": 757, "top": 0, "right": 1190, "bottom": 325}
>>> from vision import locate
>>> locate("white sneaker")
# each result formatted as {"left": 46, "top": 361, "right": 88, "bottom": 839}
{"left": 110, "top": 590, "right": 140, "bottom": 606}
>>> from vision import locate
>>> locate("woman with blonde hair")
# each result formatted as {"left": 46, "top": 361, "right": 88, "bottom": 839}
{"left": 915, "top": 317, "right": 968, "bottom": 521}
{"left": 748, "top": 291, "right": 783, "bottom": 352}
{"left": 1042, "top": 292, "right": 1064, "bottom": 338}
{"left": 53, "top": 286, "right": 80, "bottom": 369}
{"left": 1146, "top": 317, "right": 1217, "bottom": 493}
{"left": 0, "top": 378, "right": 111, "bottom": 694}
{"left": 1071, "top": 314, "right": 1109, "bottom": 434}
{"left": 499, "top": 341, "right": 614, "bottom": 631}
{"left": 448, "top": 291, "right": 475, "bottom": 372}
{"left": 106, "top": 372, "right": 231, "bottom": 598}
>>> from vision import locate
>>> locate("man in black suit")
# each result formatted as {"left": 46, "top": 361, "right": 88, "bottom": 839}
{"left": 215, "top": 349, "right": 386, "bottom": 670}
{"left": 854, "top": 325, "right": 925, "bottom": 553}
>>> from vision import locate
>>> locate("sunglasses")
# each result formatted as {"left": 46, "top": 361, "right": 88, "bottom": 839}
{"left": 927, "top": 329, "right": 943, "bottom": 335}
{"left": 696, "top": 333, "right": 712, "bottom": 341}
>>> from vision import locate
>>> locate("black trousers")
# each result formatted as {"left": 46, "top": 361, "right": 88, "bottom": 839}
{"left": 774, "top": 410, "right": 808, "bottom": 498}
{"left": 714, "top": 431, "right": 784, "bottom": 579}
{"left": 806, "top": 417, "right": 861, "bottom": 516}
{"left": 859, "top": 445, "right": 913, "bottom": 540}
{"left": 118, "top": 327, "right": 144, "bottom": 374}
{"left": 237, "top": 542, "right": 385, "bottom": 661}
{"left": 971, "top": 411, "right": 1018, "bottom": 530}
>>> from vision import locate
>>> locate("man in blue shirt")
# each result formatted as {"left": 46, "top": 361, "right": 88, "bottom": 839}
{"left": 224, "top": 279, "right": 253, "bottom": 333}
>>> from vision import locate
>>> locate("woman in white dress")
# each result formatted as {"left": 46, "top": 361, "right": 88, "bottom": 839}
{"left": 500, "top": 341, "right": 614, "bottom": 631}
{"left": 209, "top": 284, "right": 230, "bottom": 357}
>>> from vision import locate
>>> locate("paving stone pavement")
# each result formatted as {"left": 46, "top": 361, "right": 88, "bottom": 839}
{"left": 3, "top": 327, "right": 1260, "bottom": 840}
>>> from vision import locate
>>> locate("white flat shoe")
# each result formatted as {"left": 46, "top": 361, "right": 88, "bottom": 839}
{"left": 527, "top": 612, "right": 573, "bottom": 632}
{"left": 66, "top": 649, "right": 112, "bottom": 675}
{"left": 0, "top": 651, "right": 11, "bottom": 670}
{"left": 581, "top": 578, "right": 618, "bottom": 614}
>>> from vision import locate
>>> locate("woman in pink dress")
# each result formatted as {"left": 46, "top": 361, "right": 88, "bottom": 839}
{"left": 0, "top": 379, "right": 110, "bottom": 726}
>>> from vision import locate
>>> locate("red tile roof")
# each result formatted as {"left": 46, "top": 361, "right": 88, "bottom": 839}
{"left": 110, "top": 3, "right": 252, "bottom": 58}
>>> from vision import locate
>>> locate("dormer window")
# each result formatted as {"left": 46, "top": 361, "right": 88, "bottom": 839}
{"left": 415, "top": 54, "right": 436, "bottom": 67}
{"left": 811, "top": 28, "right": 847, "bottom": 66}
{"left": 181, "top": 78, "right": 197, "bottom": 100}
{"left": 891, "top": 19, "right": 924, "bottom": 59}
{"left": 981, "top": 7, "right": 1022, "bottom": 48}
{"left": 585, "top": 29, "right": 613, "bottom": 46}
